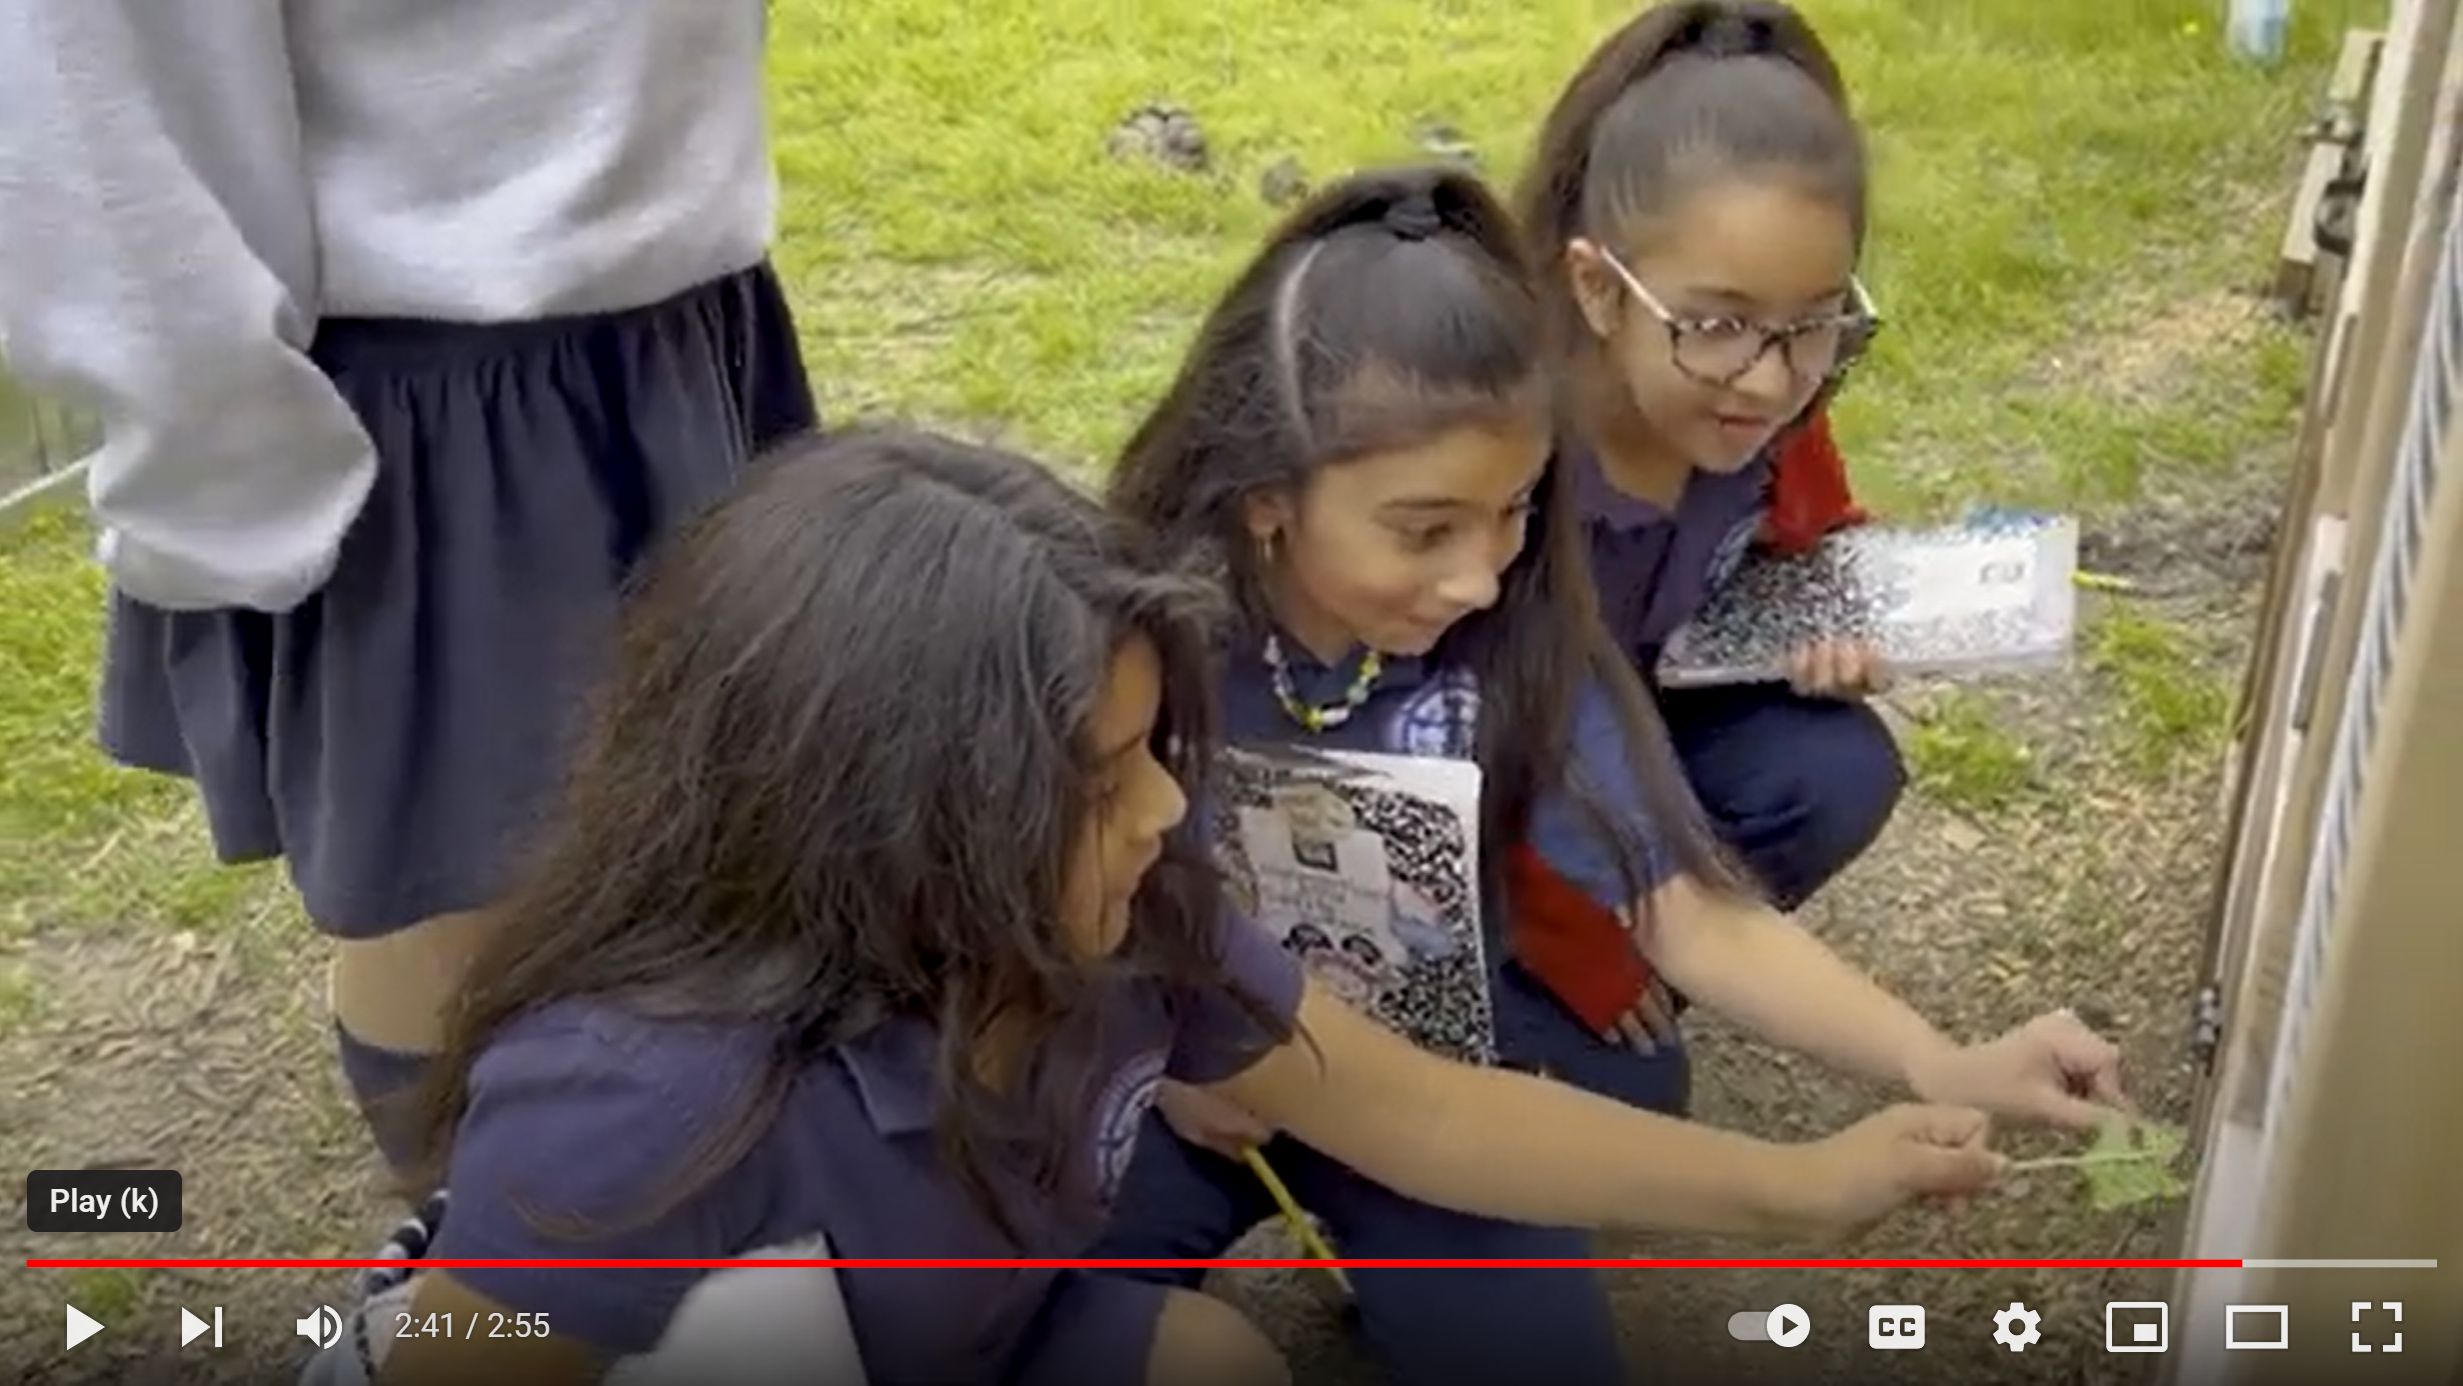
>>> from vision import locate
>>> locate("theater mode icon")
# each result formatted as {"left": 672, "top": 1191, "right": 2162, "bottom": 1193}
{"left": 2225, "top": 1304, "right": 2290, "bottom": 1350}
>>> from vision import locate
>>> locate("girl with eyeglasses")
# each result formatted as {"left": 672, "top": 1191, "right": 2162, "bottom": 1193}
{"left": 1510, "top": 0, "right": 1907, "bottom": 1049}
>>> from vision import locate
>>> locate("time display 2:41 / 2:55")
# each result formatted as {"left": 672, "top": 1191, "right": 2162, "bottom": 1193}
{"left": 392, "top": 1311, "right": 551, "bottom": 1340}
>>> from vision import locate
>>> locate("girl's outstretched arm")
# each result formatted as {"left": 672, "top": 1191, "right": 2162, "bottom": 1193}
{"left": 1639, "top": 874, "right": 2124, "bottom": 1130}
{"left": 1532, "top": 684, "right": 2126, "bottom": 1130}
{"left": 1644, "top": 871, "right": 1959, "bottom": 1090}
{"left": 1213, "top": 977, "right": 2002, "bottom": 1244}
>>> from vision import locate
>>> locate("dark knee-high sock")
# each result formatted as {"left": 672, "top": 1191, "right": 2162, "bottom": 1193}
{"left": 334, "top": 1021, "right": 435, "bottom": 1177}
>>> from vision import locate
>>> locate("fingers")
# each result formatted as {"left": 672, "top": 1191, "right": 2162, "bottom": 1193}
{"left": 1607, "top": 982, "right": 1684, "bottom": 1054}
{"left": 1207, "top": 1117, "right": 1276, "bottom": 1159}
{"left": 1612, "top": 1009, "right": 1658, "bottom": 1056}
{"left": 1787, "top": 640, "right": 1887, "bottom": 699}
{"left": 1891, "top": 1101, "right": 1993, "bottom": 1148}
{"left": 1903, "top": 1134, "right": 2006, "bottom": 1196}
{"left": 1640, "top": 982, "right": 1680, "bottom": 1042}
{"left": 1857, "top": 641, "right": 1895, "bottom": 695}
{"left": 2089, "top": 1069, "right": 2135, "bottom": 1111}
{"left": 1849, "top": 1104, "right": 2004, "bottom": 1198}
{"left": 1813, "top": 640, "right": 1851, "bottom": 696}
{"left": 2034, "top": 1091, "right": 2114, "bottom": 1132}
{"left": 1161, "top": 1083, "right": 1278, "bottom": 1155}
{"left": 1785, "top": 643, "right": 1822, "bottom": 696}
{"left": 2035, "top": 1011, "right": 2131, "bottom": 1120}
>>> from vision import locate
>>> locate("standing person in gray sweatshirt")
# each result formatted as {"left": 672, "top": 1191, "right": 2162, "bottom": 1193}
{"left": 0, "top": 1, "right": 817, "bottom": 1178}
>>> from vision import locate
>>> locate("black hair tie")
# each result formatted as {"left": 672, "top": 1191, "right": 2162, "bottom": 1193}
{"left": 1692, "top": 11, "right": 1776, "bottom": 59}
{"left": 1383, "top": 194, "right": 1443, "bottom": 241}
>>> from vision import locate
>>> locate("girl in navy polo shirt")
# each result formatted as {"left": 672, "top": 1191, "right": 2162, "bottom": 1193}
{"left": 1514, "top": 0, "right": 1903, "bottom": 935}
{"left": 1092, "top": 165, "right": 2126, "bottom": 1386}
{"left": 354, "top": 428, "right": 2003, "bottom": 1386}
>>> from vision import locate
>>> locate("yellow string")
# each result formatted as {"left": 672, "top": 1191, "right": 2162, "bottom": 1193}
{"left": 1240, "top": 1146, "right": 1351, "bottom": 1292}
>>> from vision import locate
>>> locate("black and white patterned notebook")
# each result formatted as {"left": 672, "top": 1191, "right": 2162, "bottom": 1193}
{"left": 1658, "top": 515, "right": 2080, "bottom": 687}
{"left": 1211, "top": 746, "right": 1494, "bottom": 1065}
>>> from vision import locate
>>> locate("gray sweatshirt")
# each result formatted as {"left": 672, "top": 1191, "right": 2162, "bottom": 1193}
{"left": 0, "top": 1, "right": 777, "bottom": 612}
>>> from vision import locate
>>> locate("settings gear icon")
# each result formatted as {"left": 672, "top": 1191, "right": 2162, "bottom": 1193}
{"left": 1993, "top": 1302, "right": 2043, "bottom": 1352}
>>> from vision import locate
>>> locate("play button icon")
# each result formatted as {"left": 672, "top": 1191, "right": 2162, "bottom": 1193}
{"left": 1765, "top": 1304, "right": 1812, "bottom": 1347}
{"left": 65, "top": 1304, "right": 105, "bottom": 1352}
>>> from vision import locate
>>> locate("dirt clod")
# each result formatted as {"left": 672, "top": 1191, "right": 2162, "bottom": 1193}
{"left": 1258, "top": 156, "right": 1310, "bottom": 208}
{"left": 1106, "top": 103, "right": 1210, "bottom": 173}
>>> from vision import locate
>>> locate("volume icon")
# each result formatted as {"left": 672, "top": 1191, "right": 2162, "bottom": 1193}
{"left": 295, "top": 1305, "right": 343, "bottom": 1350}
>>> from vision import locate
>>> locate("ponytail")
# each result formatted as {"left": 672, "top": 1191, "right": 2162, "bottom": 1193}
{"left": 1514, "top": 0, "right": 1865, "bottom": 338}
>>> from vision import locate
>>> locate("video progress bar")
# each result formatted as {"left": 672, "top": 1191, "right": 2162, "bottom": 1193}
{"left": 2241, "top": 1260, "right": 2440, "bottom": 1269}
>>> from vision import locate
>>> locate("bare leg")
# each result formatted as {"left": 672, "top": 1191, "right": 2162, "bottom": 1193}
{"left": 329, "top": 908, "right": 499, "bottom": 1175}
{"left": 1148, "top": 1290, "right": 1290, "bottom": 1386}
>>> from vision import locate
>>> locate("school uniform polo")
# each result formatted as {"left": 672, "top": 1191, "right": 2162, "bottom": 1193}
{"left": 1571, "top": 445, "right": 1907, "bottom": 910}
{"left": 1219, "top": 639, "right": 1677, "bottom": 940}
{"left": 1087, "top": 636, "right": 1690, "bottom": 1386}
{"left": 1217, "top": 639, "right": 1681, "bottom": 1094}
{"left": 1572, "top": 447, "right": 1773, "bottom": 669}
{"left": 425, "top": 913, "right": 1304, "bottom": 1383}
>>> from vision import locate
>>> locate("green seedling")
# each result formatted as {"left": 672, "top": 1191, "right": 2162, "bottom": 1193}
{"left": 2008, "top": 1115, "right": 2190, "bottom": 1211}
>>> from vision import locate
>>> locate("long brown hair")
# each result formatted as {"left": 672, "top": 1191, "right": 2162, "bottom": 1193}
{"left": 406, "top": 427, "right": 1270, "bottom": 1244}
{"left": 1517, "top": 1, "right": 1867, "bottom": 381}
{"left": 1111, "top": 163, "right": 1747, "bottom": 929}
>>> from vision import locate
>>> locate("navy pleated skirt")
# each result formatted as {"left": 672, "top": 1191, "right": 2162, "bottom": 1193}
{"left": 98, "top": 262, "right": 817, "bottom": 938}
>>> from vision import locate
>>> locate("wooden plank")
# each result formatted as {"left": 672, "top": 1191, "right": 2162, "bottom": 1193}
{"left": 2188, "top": 257, "right": 2358, "bottom": 1152}
{"left": 2275, "top": 31, "right": 2387, "bottom": 314}
{"left": 2275, "top": 142, "right": 2346, "bottom": 310}
{"left": 2189, "top": 18, "right": 2392, "bottom": 1137}
{"left": 2328, "top": 28, "right": 2386, "bottom": 109}
{"left": 2204, "top": 23, "right": 2387, "bottom": 987}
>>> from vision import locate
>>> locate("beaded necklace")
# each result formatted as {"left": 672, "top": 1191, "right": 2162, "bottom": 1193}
{"left": 1263, "top": 632, "right": 1384, "bottom": 733}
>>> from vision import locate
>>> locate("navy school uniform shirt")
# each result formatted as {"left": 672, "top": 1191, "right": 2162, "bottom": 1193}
{"left": 1571, "top": 446, "right": 1772, "bottom": 670}
{"left": 1219, "top": 638, "right": 1679, "bottom": 973}
{"left": 425, "top": 913, "right": 1305, "bottom": 1382}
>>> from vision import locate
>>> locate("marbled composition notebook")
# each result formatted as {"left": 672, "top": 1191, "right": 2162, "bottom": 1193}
{"left": 1211, "top": 746, "right": 1494, "bottom": 1064}
{"left": 1658, "top": 514, "right": 2080, "bottom": 687}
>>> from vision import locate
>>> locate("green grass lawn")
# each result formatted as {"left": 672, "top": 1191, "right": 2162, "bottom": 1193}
{"left": 0, "top": 0, "right": 2365, "bottom": 983}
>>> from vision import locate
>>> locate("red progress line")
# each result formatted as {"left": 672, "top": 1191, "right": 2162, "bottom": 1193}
{"left": 27, "top": 1258, "right": 2244, "bottom": 1270}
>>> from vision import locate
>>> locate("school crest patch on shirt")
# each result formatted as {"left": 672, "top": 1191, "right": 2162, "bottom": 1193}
{"left": 1089, "top": 1048, "right": 1168, "bottom": 1200}
{"left": 1384, "top": 667, "right": 1479, "bottom": 760}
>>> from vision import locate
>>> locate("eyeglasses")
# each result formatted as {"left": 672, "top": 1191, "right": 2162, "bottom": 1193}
{"left": 1597, "top": 249, "right": 1882, "bottom": 389}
